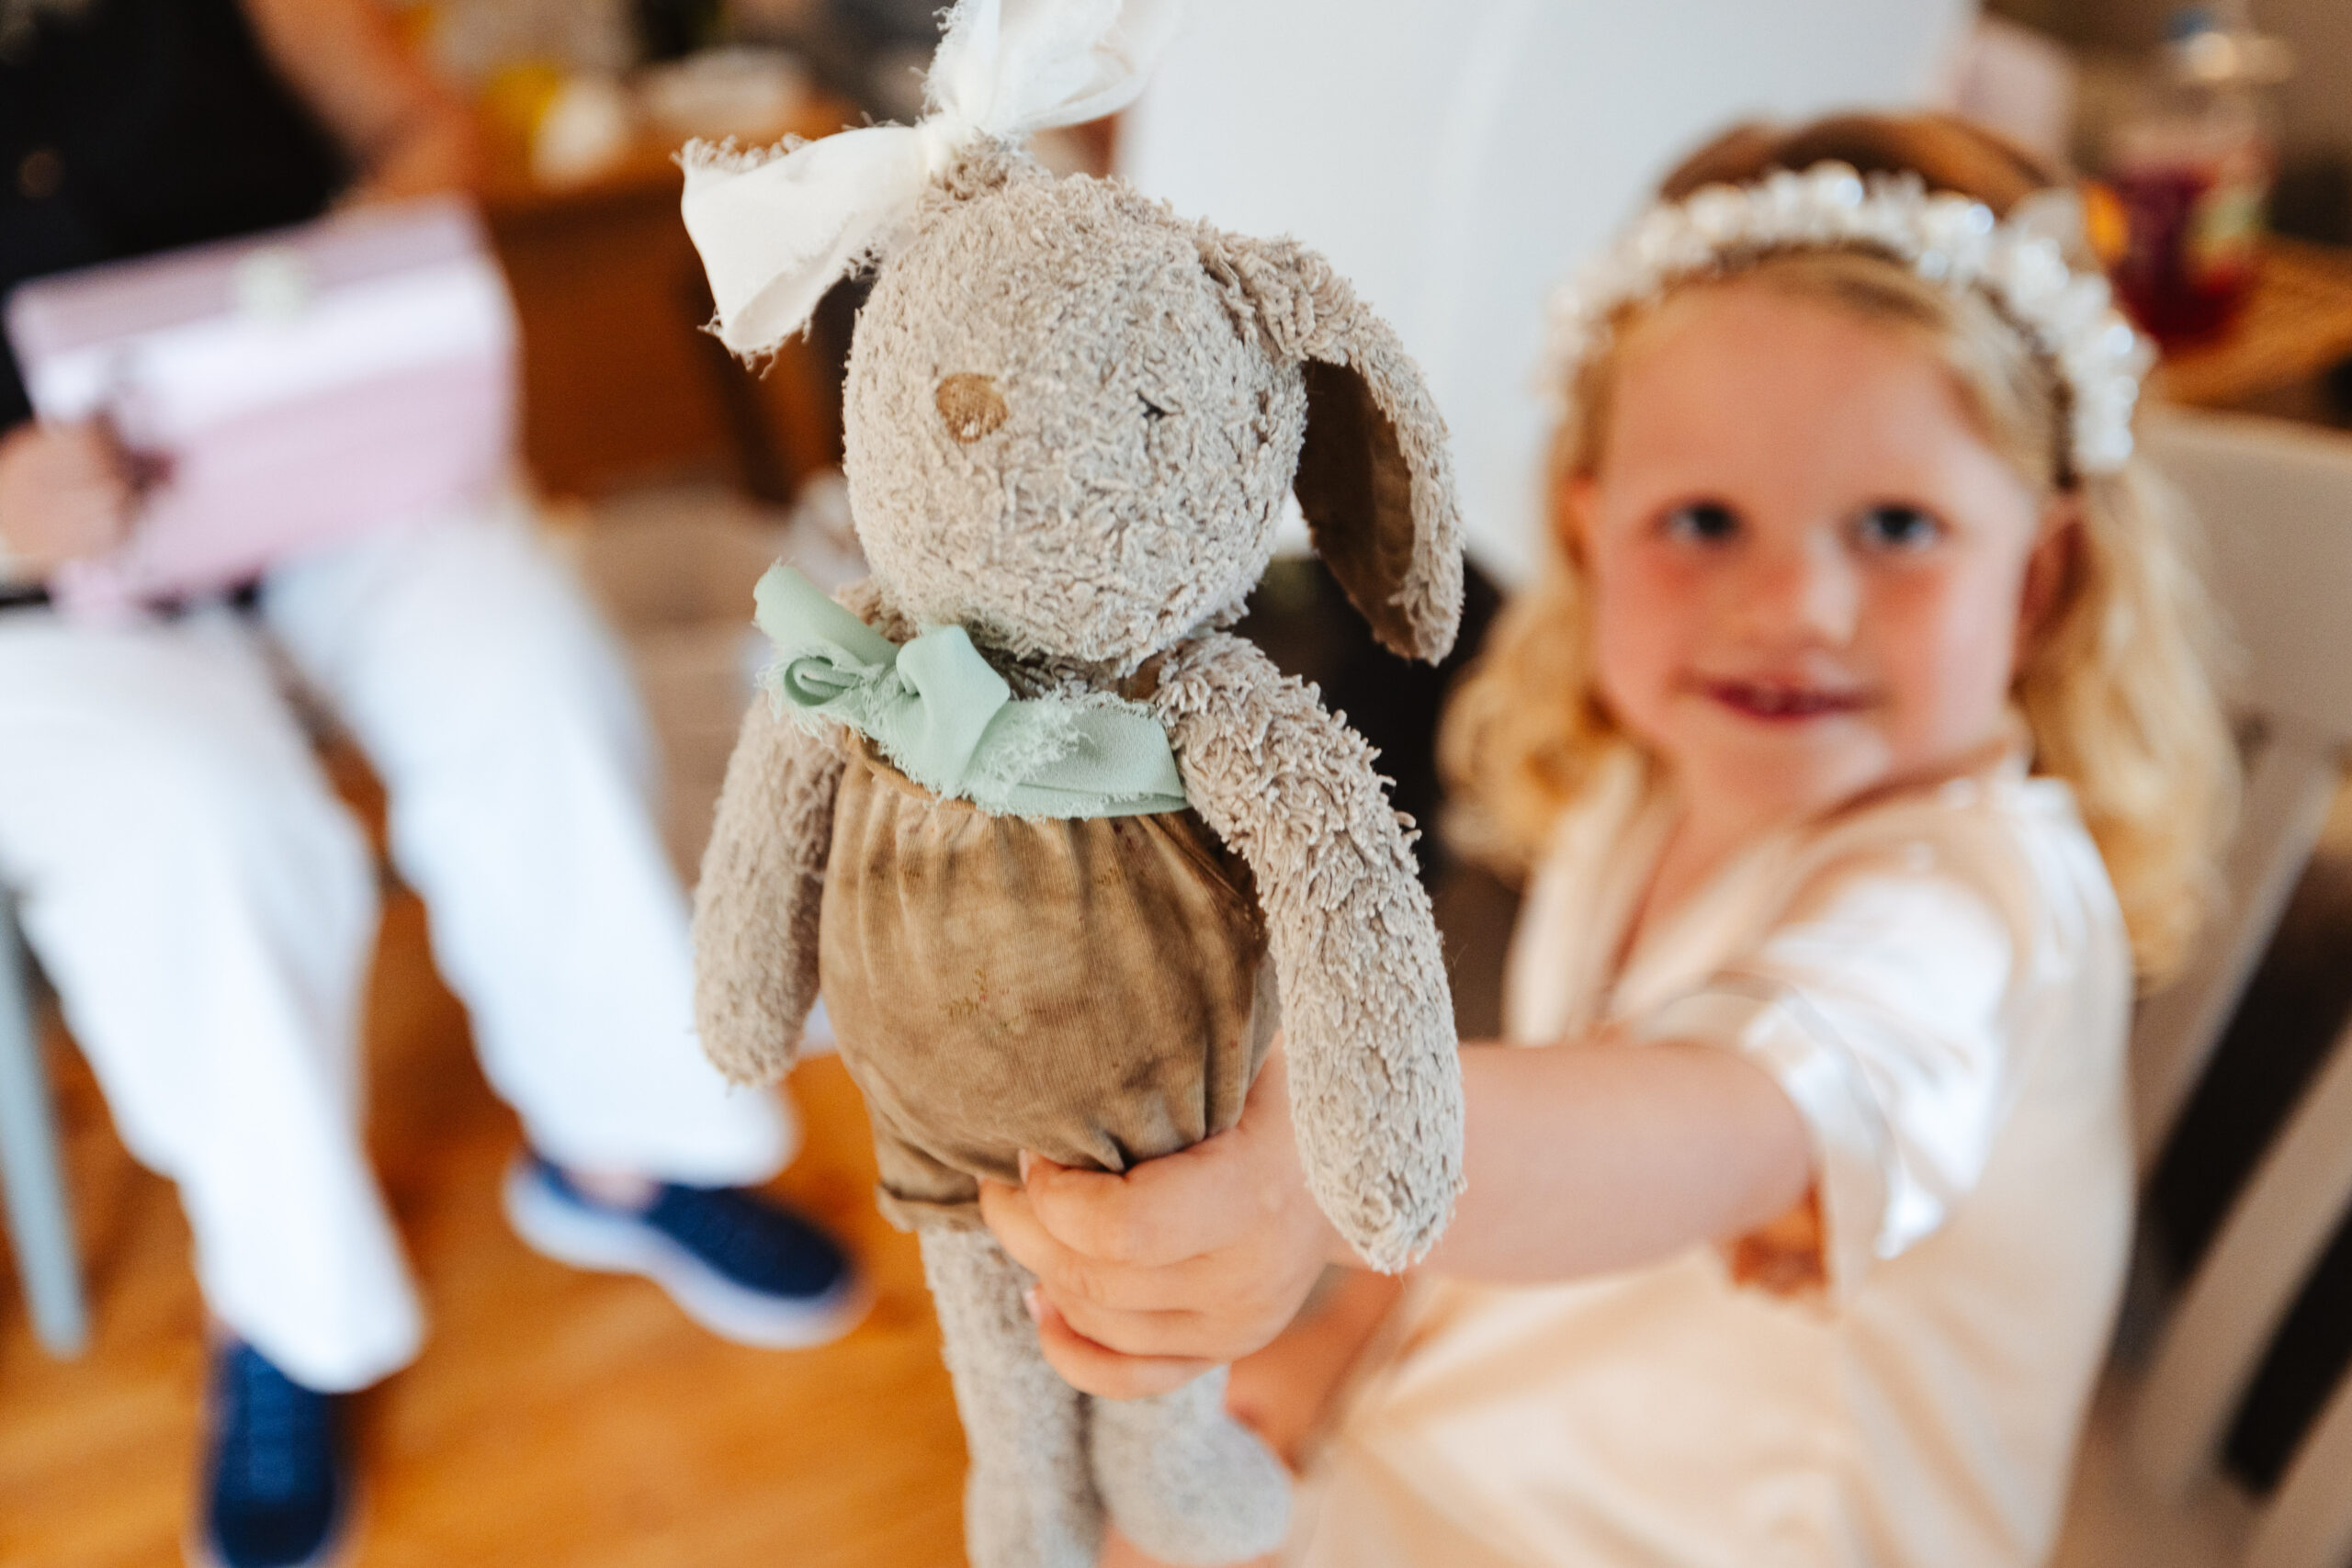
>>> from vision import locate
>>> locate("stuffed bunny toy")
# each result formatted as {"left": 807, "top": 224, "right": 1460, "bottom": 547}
{"left": 682, "top": 4, "right": 1464, "bottom": 1563}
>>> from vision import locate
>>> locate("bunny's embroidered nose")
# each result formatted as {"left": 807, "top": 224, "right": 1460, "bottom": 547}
{"left": 935, "top": 373, "right": 1008, "bottom": 443}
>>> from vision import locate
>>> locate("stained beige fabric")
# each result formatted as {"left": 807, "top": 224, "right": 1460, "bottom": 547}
{"left": 820, "top": 741, "right": 1275, "bottom": 1228}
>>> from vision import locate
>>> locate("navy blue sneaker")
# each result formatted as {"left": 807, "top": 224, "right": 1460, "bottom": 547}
{"left": 192, "top": 1339, "right": 348, "bottom": 1568}
{"left": 503, "top": 1153, "right": 866, "bottom": 1348}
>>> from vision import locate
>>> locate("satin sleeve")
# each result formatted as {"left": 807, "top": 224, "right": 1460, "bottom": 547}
{"left": 1633, "top": 845, "right": 2024, "bottom": 1303}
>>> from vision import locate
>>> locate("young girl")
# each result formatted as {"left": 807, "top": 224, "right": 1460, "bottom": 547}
{"left": 978, "top": 113, "right": 2238, "bottom": 1568}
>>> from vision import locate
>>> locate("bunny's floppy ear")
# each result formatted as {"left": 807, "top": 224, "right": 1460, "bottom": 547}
{"left": 1200, "top": 233, "right": 1464, "bottom": 663}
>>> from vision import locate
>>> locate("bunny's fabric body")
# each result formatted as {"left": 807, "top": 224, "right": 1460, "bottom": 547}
{"left": 684, "top": 9, "right": 1467, "bottom": 1561}
{"left": 823, "top": 734, "right": 1273, "bottom": 1230}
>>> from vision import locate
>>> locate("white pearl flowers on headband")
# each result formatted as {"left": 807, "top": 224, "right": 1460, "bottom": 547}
{"left": 1544, "top": 162, "right": 2156, "bottom": 474}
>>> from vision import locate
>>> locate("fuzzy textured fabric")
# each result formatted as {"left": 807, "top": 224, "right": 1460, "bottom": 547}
{"left": 920, "top": 1226, "right": 1290, "bottom": 1568}
{"left": 691, "top": 134, "right": 1469, "bottom": 1567}
{"left": 691, "top": 694, "right": 842, "bottom": 1084}
{"left": 1091, "top": 1370, "right": 1291, "bottom": 1564}
{"left": 920, "top": 1226, "right": 1100, "bottom": 1568}
{"left": 1194, "top": 231, "right": 1465, "bottom": 663}
{"left": 1149, "top": 634, "right": 1463, "bottom": 1270}
{"left": 844, "top": 152, "right": 1299, "bottom": 672}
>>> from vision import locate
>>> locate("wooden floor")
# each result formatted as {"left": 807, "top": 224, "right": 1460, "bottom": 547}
{"left": 0, "top": 878, "right": 971, "bottom": 1566}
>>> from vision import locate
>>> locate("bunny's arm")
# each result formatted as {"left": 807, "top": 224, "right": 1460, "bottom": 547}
{"left": 690, "top": 666, "right": 844, "bottom": 1086}
{"left": 1149, "top": 633, "right": 1464, "bottom": 1272}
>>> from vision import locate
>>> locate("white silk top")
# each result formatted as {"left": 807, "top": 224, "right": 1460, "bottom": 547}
{"left": 1290, "top": 747, "right": 2134, "bottom": 1568}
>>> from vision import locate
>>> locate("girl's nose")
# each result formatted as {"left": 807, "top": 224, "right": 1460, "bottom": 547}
{"left": 1736, "top": 536, "right": 1859, "bottom": 647}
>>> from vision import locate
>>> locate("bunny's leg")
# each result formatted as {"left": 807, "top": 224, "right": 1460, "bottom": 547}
{"left": 920, "top": 1225, "right": 1101, "bottom": 1568}
{"left": 1090, "top": 1369, "right": 1290, "bottom": 1565}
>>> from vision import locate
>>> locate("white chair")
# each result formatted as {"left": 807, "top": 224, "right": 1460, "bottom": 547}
{"left": 2055, "top": 407, "right": 2352, "bottom": 1568}
{"left": 0, "top": 888, "right": 89, "bottom": 1357}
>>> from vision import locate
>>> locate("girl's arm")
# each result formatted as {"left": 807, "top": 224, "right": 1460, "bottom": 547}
{"left": 1437, "top": 1034, "right": 1809, "bottom": 1283}
{"left": 985, "top": 815, "right": 2038, "bottom": 1401}
{"left": 978, "top": 1030, "right": 1812, "bottom": 1400}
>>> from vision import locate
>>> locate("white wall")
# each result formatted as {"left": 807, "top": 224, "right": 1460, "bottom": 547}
{"left": 1119, "top": 0, "right": 1975, "bottom": 583}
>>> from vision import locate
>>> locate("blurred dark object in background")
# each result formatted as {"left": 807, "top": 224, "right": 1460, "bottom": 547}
{"left": 692, "top": 270, "right": 861, "bottom": 503}
{"left": 2271, "top": 151, "right": 2349, "bottom": 245}
{"left": 634, "top": 0, "right": 726, "bottom": 62}
{"left": 728, "top": 0, "right": 940, "bottom": 121}
{"left": 2326, "top": 356, "right": 2352, "bottom": 424}
{"left": 813, "top": 0, "right": 939, "bottom": 119}
{"left": 2270, "top": 151, "right": 2352, "bottom": 423}
{"left": 2146, "top": 801, "right": 2352, "bottom": 1495}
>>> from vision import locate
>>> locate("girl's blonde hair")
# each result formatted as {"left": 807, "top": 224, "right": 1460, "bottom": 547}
{"left": 1442, "top": 114, "right": 2236, "bottom": 983}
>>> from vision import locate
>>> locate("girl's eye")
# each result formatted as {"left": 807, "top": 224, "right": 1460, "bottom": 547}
{"left": 1662, "top": 500, "right": 1740, "bottom": 544}
{"left": 1855, "top": 503, "right": 1943, "bottom": 551}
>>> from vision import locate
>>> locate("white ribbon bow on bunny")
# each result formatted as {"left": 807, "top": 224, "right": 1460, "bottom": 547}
{"left": 681, "top": 0, "right": 1183, "bottom": 359}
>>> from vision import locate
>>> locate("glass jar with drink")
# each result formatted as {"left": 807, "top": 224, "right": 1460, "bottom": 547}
{"left": 2094, "top": 2, "right": 2293, "bottom": 345}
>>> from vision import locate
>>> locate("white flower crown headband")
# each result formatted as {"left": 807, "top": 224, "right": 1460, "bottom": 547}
{"left": 1544, "top": 161, "right": 2155, "bottom": 475}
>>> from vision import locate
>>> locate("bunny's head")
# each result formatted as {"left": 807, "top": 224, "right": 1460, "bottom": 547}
{"left": 842, "top": 148, "right": 1462, "bottom": 674}
{"left": 682, "top": 0, "right": 1460, "bottom": 676}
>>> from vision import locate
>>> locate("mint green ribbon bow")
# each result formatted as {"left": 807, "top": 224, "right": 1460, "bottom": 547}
{"left": 752, "top": 562, "right": 1187, "bottom": 819}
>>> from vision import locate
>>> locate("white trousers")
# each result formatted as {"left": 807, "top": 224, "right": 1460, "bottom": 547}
{"left": 0, "top": 502, "right": 789, "bottom": 1392}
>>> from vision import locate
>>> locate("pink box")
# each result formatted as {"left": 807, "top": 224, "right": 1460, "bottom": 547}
{"left": 5, "top": 196, "right": 518, "bottom": 618}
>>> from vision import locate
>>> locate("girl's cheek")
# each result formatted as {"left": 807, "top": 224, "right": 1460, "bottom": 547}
{"left": 1871, "top": 562, "right": 2021, "bottom": 746}
{"left": 1590, "top": 547, "right": 1695, "bottom": 716}
{"left": 1618, "top": 545, "right": 1710, "bottom": 650}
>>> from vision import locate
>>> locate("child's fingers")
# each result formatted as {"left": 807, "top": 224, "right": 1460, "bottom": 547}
{"left": 1027, "top": 1292, "right": 1215, "bottom": 1401}
{"left": 991, "top": 1176, "right": 1236, "bottom": 1360}
{"left": 1023, "top": 1136, "right": 1259, "bottom": 1269}
{"left": 984, "top": 1176, "right": 1183, "bottom": 1314}
{"left": 983, "top": 1177, "right": 1226, "bottom": 1316}
{"left": 1046, "top": 1286, "right": 1224, "bottom": 1361}
{"left": 977, "top": 1175, "right": 1067, "bottom": 1281}
{"left": 1016, "top": 1043, "right": 1300, "bottom": 1271}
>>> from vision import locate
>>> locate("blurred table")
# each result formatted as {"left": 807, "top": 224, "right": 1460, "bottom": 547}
{"left": 480, "top": 98, "right": 854, "bottom": 500}
{"left": 2153, "top": 237, "right": 2352, "bottom": 414}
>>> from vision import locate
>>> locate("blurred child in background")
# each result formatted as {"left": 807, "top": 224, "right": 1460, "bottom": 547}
{"left": 980, "top": 113, "right": 2237, "bottom": 1568}
{"left": 1, "top": 3, "right": 858, "bottom": 1565}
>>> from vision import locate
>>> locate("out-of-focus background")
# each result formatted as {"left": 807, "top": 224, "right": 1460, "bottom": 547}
{"left": 6, "top": 2, "right": 2352, "bottom": 1564}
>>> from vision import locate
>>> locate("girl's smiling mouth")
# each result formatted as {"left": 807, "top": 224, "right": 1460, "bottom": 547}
{"left": 1698, "top": 678, "right": 1874, "bottom": 722}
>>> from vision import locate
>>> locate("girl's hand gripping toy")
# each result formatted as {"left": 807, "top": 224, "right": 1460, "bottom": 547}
{"left": 681, "top": 4, "right": 1465, "bottom": 1562}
